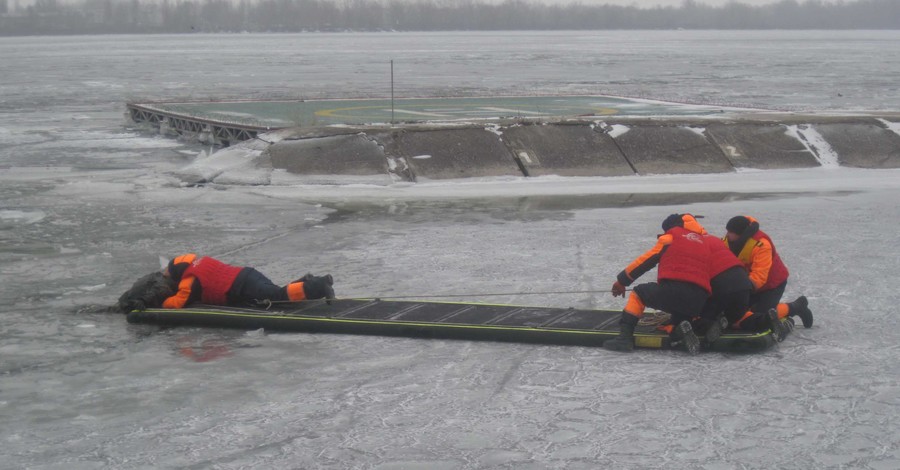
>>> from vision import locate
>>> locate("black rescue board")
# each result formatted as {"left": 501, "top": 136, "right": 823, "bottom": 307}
{"left": 126, "top": 298, "right": 785, "bottom": 353}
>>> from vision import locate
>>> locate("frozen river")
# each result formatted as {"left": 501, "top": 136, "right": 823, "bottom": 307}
{"left": 2, "top": 31, "right": 900, "bottom": 469}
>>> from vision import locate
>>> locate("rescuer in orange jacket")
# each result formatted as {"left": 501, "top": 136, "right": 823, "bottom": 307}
{"left": 161, "top": 254, "right": 335, "bottom": 309}
{"left": 604, "top": 215, "right": 712, "bottom": 354}
{"left": 724, "top": 216, "right": 813, "bottom": 330}
{"left": 672, "top": 213, "right": 786, "bottom": 343}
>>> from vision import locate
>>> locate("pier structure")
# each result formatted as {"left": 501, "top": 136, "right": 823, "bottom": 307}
{"left": 125, "top": 96, "right": 900, "bottom": 184}
{"left": 126, "top": 95, "right": 736, "bottom": 147}
{"left": 127, "top": 103, "right": 270, "bottom": 146}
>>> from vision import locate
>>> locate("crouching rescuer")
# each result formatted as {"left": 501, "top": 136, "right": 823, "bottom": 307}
{"left": 161, "top": 254, "right": 335, "bottom": 309}
{"left": 605, "top": 215, "right": 713, "bottom": 354}
{"left": 724, "top": 215, "right": 813, "bottom": 331}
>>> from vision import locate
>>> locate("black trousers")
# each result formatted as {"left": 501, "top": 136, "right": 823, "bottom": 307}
{"left": 749, "top": 280, "right": 787, "bottom": 314}
{"left": 633, "top": 279, "right": 709, "bottom": 325}
{"left": 226, "top": 267, "right": 289, "bottom": 306}
{"left": 702, "top": 266, "right": 753, "bottom": 325}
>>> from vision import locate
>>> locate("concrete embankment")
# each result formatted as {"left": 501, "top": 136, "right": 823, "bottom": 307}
{"left": 183, "top": 114, "right": 900, "bottom": 185}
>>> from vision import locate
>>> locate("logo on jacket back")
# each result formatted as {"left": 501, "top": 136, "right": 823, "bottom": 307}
{"left": 684, "top": 232, "right": 704, "bottom": 244}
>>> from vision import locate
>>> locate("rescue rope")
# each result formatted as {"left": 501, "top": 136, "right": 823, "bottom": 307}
{"left": 638, "top": 310, "right": 671, "bottom": 327}
{"left": 338, "top": 289, "right": 628, "bottom": 300}
{"left": 255, "top": 288, "right": 630, "bottom": 308}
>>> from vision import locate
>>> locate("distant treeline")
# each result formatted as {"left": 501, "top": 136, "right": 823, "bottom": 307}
{"left": 1, "top": 0, "right": 898, "bottom": 35}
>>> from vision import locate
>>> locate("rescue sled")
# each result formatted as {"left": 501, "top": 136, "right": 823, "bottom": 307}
{"left": 126, "top": 298, "right": 791, "bottom": 353}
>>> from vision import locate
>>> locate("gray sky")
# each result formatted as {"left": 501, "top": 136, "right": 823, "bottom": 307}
{"left": 550, "top": 0, "right": 781, "bottom": 6}
{"left": 9, "top": 0, "right": 830, "bottom": 8}
{"left": 8, "top": 0, "right": 805, "bottom": 5}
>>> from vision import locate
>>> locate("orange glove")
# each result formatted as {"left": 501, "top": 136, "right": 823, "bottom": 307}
{"left": 612, "top": 281, "right": 626, "bottom": 297}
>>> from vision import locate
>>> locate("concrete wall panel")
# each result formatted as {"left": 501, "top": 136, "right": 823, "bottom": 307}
{"left": 706, "top": 123, "right": 819, "bottom": 169}
{"left": 814, "top": 121, "right": 900, "bottom": 168}
{"left": 268, "top": 134, "right": 388, "bottom": 176}
{"left": 499, "top": 123, "right": 633, "bottom": 177}
{"left": 613, "top": 125, "right": 734, "bottom": 174}
{"left": 376, "top": 128, "right": 523, "bottom": 180}
{"left": 240, "top": 114, "right": 900, "bottom": 184}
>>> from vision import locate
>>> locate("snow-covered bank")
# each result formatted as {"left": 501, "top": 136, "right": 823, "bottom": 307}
{"left": 246, "top": 167, "right": 900, "bottom": 202}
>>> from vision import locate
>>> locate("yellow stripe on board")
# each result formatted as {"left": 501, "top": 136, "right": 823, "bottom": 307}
{"left": 149, "top": 308, "right": 618, "bottom": 337}
{"left": 144, "top": 301, "right": 773, "bottom": 346}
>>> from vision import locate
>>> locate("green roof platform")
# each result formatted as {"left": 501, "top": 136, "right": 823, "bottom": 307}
{"left": 126, "top": 95, "right": 738, "bottom": 145}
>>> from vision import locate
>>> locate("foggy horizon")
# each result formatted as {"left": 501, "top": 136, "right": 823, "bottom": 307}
{"left": 1, "top": 0, "right": 897, "bottom": 34}
{"left": 0, "top": 0, "right": 878, "bottom": 9}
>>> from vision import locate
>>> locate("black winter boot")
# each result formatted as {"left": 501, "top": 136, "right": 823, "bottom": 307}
{"left": 603, "top": 313, "right": 639, "bottom": 352}
{"left": 671, "top": 320, "right": 701, "bottom": 355}
{"left": 784, "top": 316, "right": 796, "bottom": 335}
{"left": 788, "top": 296, "right": 813, "bottom": 328}
{"left": 303, "top": 274, "right": 335, "bottom": 302}
{"left": 765, "top": 308, "right": 787, "bottom": 342}
{"left": 704, "top": 314, "right": 729, "bottom": 346}
{"left": 293, "top": 273, "right": 315, "bottom": 284}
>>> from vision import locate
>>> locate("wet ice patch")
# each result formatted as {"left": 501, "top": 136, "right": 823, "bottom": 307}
{"left": 81, "top": 80, "right": 124, "bottom": 89}
{"left": 212, "top": 167, "right": 271, "bottom": 185}
{"left": 32, "top": 130, "right": 182, "bottom": 150}
{"left": 244, "top": 328, "right": 266, "bottom": 338}
{"left": 51, "top": 180, "right": 138, "bottom": 198}
{"left": 0, "top": 209, "right": 46, "bottom": 224}
{"left": 0, "top": 127, "right": 50, "bottom": 146}
{"left": 174, "top": 139, "right": 270, "bottom": 185}
{"left": 79, "top": 284, "right": 106, "bottom": 292}
{"left": 269, "top": 169, "right": 394, "bottom": 186}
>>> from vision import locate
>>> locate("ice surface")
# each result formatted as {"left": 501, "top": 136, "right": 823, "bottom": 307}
{"left": 3, "top": 31, "right": 900, "bottom": 470}
{"left": 0, "top": 209, "right": 47, "bottom": 224}
{"left": 174, "top": 141, "right": 268, "bottom": 184}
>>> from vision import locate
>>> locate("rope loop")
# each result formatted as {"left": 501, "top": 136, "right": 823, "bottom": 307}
{"left": 638, "top": 310, "right": 671, "bottom": 327}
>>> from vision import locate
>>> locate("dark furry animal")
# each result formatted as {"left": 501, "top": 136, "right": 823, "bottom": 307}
{"left": 116, "top": 271, "right": 177, "bottom": 313}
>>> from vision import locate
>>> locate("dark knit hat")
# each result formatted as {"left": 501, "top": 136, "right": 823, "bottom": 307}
{"left": 726, "top": 216, "right": 751, "bottom": 235}
{"left": 166, "top": 254, "right": 196, "bottom": 281}
{"left": 661, "top": 213, "right": 684, "bottom": 232}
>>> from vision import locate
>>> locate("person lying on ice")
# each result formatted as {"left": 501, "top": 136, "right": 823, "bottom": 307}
{"left": 161, "top": 254, "right": 335, "bottom": 309}
{"left": 723, "top": 216, "right": 813, "bottom": 330}
{"left": 605, "top": 215, "right": 713, "bottom": 354}
{"left": 666, "top": 213, "right": 786, "bottom": 344}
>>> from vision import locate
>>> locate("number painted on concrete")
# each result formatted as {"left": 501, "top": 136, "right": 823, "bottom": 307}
{"left": 725, "top": 145, "right": 742, "bottom": 158}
